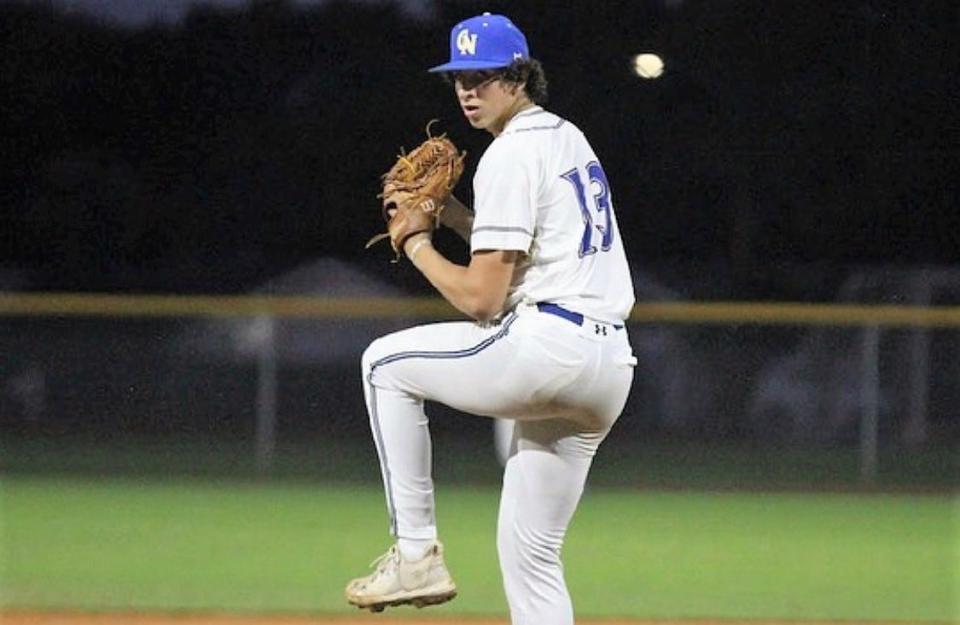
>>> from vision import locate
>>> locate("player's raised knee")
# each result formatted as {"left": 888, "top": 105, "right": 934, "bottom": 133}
{"left": 360, "top": 338, "right": 387, "bottom": 377}
{"left": 360, "top": 342, "right": 380, "bottom": 372}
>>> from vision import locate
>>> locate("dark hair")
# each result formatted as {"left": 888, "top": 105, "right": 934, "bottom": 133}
{"left": 501, "top": 58, "right": 549, "bottom": 106}
{"left": 441, "top": 58, "right": 549, "bottom": 105}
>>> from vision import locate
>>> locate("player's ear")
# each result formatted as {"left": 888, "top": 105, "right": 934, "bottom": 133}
{"left": 506, "top": 81, "right": 525, "bottom": 96}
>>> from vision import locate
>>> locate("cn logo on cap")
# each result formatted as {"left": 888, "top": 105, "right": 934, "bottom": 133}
{"left": 428, "top": 13, "right": 530, "bottom": 72}
{"left": 457, "top": 29, "right": 478, "bottom": 56}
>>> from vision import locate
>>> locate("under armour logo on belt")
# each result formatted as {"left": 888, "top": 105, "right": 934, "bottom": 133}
{"left": 594, "top": 324, "right": 607, "bottom": 336}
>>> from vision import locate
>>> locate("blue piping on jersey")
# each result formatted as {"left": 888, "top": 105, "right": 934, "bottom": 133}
{"left": 510, "top": 118, "right": 565, "bottom": 134}
{"left": 472, "top": 225, "right": 534, "bottom": 236}
{"left": 366, "top": 311, "right": 519, "bottom": 536}
{"left": 513, "top": 107, "right": 547, "bottom": 120}
{"left": 500, "top": 107, "right": 565, "bottom": 135}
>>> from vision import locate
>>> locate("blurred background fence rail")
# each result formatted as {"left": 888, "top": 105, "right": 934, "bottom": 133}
{"left": 1, "top": 293, "right": 957, "bottom": 490}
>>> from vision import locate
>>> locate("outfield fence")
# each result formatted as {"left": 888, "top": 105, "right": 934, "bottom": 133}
{"left": 1, "top": 292, "right": 958, "bottom": 487}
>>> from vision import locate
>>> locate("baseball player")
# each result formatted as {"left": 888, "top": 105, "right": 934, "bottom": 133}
{"left": 346, "top": 13, "right": 637, "bottom": 625}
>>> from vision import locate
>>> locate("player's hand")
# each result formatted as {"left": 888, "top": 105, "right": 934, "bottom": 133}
{"left": 381, "top": 187, "right": 415, "bottom": 213}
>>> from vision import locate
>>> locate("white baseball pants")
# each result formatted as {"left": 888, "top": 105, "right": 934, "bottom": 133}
{"left": 361, "top": 303, "right": 636, "bottom": 625}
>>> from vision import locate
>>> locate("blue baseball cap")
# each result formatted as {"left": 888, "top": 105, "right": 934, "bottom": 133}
{"left": 428, "top": 13, "right": 529, "bottom": 73}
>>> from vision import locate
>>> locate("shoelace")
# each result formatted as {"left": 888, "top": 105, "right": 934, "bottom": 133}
{"left": 367, "top": 546, "right": 400, "bottom": 583}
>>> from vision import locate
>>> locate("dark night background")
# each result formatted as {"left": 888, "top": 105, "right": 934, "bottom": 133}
{"left": 1, "top": 1, "right": 958, "bottom": 485}
{"left": 2, "top": 0, "right": 957, "bottom": 298}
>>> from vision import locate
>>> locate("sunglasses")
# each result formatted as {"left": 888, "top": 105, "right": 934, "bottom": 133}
{"left": 451, "top": 70, "right": 501, "bottom": 91}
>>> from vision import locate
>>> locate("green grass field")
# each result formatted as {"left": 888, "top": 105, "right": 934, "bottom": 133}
{"left": 1, "top": 476, "right": 956, "bottom": 622}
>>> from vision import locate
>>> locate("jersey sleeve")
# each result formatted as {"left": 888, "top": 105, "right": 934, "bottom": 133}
{"left": 470, "top": 137, "right": 538, "bottom": 253}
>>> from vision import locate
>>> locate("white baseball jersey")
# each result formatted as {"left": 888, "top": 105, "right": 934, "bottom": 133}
{"left": 470, "top": 106, "right": 635, "bottom": 323}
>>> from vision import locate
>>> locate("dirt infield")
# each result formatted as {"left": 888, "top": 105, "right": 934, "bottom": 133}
{"left": 0, "top": 612, "right": 928, "bottom": 625}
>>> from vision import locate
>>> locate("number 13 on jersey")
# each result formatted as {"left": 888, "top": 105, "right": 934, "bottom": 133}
{"left": 561, "top": 161, "right": 613, "bottom": 257}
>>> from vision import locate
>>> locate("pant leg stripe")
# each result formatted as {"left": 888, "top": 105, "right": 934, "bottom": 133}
{"left": 367, "top": 381, "right": 399, "bottom": 535}
{"left": 367, "top": 312, "right": 517, "bottom": 535}
{"left": 370, "top": 312, "right": 518, "bottom": 372}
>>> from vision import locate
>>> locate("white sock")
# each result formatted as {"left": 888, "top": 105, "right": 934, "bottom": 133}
{"left": 398, "top": 538, "right": 434, "bottom": 562}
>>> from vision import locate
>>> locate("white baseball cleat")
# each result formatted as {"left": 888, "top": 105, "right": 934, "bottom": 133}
{"left": 345, "top": 542, "right": 457, "bottom": 612}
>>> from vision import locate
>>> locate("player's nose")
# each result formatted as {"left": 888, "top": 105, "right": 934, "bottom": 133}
{"left": 455, "top": 83, "right": 478, "bottom": 98}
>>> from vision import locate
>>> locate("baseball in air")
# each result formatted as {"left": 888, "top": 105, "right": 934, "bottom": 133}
{"left": 632, "top": 53, "right": 664, "bottom": 79}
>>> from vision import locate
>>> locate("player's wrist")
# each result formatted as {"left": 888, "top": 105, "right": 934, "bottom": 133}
{"left": 405, "top": 234, "right": 432, "bottom": 263}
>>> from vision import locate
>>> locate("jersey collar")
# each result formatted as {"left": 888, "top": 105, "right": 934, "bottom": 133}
{"left": 502, "top": 105, "right": 545, "bottom": 134}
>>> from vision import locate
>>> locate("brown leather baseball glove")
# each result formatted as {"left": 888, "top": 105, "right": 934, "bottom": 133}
{"left": 365, "top": 120, "right": 466, "bottom": 260}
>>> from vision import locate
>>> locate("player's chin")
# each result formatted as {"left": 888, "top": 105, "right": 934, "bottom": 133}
{"left": 464, "top": 115, "right": 486, "bottom": 130}
{"left": 462, "top": 109, "right": 484, "bottom": 127}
